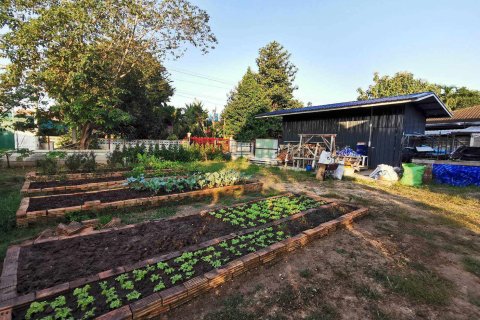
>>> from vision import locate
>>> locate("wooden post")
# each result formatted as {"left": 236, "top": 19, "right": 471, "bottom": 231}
{"left": 316, "top": 164, "right": 326, "bottom": 181}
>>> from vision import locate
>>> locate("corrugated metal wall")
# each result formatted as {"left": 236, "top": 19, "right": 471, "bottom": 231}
{"left": 404, "top": 103, "right": 426, "bottom": 134}
{"left": 282, "top": 104, "right": 416, "bottom": 168}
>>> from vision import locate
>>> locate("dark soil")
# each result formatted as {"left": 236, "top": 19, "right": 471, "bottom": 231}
{"left": 27, "top": 183, "right": 246, "bottom": 212}
{"left": 29, "top": 176, "right": 126, "bottom": 189}
{"left": 35, "top": 167, "right": 131, "bottom": 176}
{"left": 17, "top": 214, "right": 239, "bottom": 294}
{"left": 28, "top": 189, "right": 153, "bottom": 211}
{"left": 13, "top": 204, "right": 354, "bottom": 320}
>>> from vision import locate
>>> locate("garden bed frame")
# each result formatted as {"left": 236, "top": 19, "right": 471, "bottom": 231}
{"left": 21, "top": 177, "right": 126, "bottom": 196}
{"left": 22, "top": 169, "right": 189, "bottom": 196}
{"left": 1, "top": 194, "right": 367, "bottom": 320}
{"left": 16, "top": 181, "right": 263, "bottom": 226}
{"left": 25, "top": 168, "right": 171, "bottom": 183}
{"left": 26, "top": 170, "right": 131, "bottom": 183}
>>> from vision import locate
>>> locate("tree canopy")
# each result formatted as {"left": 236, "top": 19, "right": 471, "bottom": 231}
{"left": 221, "top": 42, "right": 301, "bottom": 140}
{"left": 0, "top": 0, "right": 217, "bottom": 148}
{"left": 256, "top": 41, "right": 302, "bottom": 110}
{"left": 440, "top": 86, "right": 480, "bottom": 111}
{"left": 357, "top": 72, "right": 440, "bottom": 100}
{"left": 358, "top": 72, "right": 480, "bottom": 111}
{"left": 222, "top": 68, "right": 274, "bottom": 140}
{"left": 110, "top": 55, "right": 175, "bottom": 139}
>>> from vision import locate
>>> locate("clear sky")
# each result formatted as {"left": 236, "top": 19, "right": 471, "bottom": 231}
{"left": 165, "top": 0, "right": 480, "bottom": 113}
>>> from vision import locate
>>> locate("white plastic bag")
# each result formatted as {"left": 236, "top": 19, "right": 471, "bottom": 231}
{"left": 333, "top": 162, "right": 345, "bottom": 180}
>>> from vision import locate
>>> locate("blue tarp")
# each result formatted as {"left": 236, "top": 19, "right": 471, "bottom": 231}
{"left": 337, "top": 147, "right": 361, "bottom": 157}
{"left": 432, "top": 164, "right": 480, "bottom": 187}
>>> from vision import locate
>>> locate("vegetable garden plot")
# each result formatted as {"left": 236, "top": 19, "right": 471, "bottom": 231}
{"left": 22, "top": 176, "right": 126, "bottom": 196}
{"left": 26, "top": 169, "right": 134, "bottom": 183}
{"left": 15, "top": 195, "right": 326, "bottom": 293}
{"left": 22, "top": 170, "right": 180, "bottom": 196}
{"left": 3, "top": 198, "right": 367, "bottom": 320}
{"left": 17, "top": 170, "right": 262, "bottom": 226}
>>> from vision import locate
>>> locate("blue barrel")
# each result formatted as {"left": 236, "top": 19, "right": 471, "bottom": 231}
{"left": 356, "top": 143, "right": 368, "bottom": 156}
{"left": 306, "top": 164, "right": 313, "bottom": 172}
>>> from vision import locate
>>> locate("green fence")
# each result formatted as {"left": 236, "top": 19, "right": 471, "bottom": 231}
{"left": 0, "top": 130, "right": 15, "bottom": 149}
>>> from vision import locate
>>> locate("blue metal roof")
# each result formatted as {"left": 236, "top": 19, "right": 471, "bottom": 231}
{"left": 256, "top": 92, "right": 452, "bottom": 118}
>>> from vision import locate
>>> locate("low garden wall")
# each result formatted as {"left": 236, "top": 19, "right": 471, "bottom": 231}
{"left": 0, "top": 195, "right": 367, "bottom": 320}
{"left": 16, "top": 181, "right": 263, "bottom": 226}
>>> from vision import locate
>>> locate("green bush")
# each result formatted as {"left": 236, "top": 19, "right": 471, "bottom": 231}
{"left": 64, "top": 153, "right": 83, "bottom": 172}
{"left": 82, "top": 151, "right": 96, "bottom": 172}
{"left": 36, "top": 151, "right": 66, "bottom": 175}
{"left": 64, "top": 152, "right": 96, "bottom": 172}
{"left": 106, "top": 145, "right": 126, "bottom": 168}
{"left": 107, "top": 142, "right": 229, "bottom": 170}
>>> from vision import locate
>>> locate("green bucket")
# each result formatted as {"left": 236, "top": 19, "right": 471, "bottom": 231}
{"left": 400, "top": 163, "right": 425, "bottom": 186}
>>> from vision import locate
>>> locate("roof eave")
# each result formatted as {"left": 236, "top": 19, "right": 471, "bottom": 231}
{"left": 414, "top": 93, "right": 453, "bottom": 118}
{"left": 256, "top": 93, "right": 452, "bottom": 119}
{"left": 256, "top": 99, "right": 414, "bottom": 118}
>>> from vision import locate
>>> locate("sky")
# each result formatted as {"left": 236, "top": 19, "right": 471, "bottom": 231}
{"left": 165, "top": 0, "right": 480, "bottom": 113}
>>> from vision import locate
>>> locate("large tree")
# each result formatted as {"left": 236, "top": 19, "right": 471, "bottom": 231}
{"left": 222, "top": 68, "right": 279, "bottom": 140}
{"left": 173, "top": 101, "right": 209, "bottom": 138}
{"left": 357, "top": 72, "right": 480, "bottom": 111}
{"left": 111, "top": 53, "right": 175, "bottom": 139}
{"left": 256, "top": 41, "right": 302, "bottom": 111}
{"left": 439, "top": 86, "right": 480, "bottom": 111}
{"left": 357, "top": 72, "right": 440, "bottom": 100}
{"left": 1, "top": 0, "right": 217, "bottom": 148}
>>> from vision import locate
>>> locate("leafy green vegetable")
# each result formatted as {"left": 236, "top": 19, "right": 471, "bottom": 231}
{"left": 126, "top": 290, "right": 141, "bottom": 301}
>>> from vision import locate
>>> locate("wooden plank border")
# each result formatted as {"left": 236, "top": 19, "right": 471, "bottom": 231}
{"left": 26, "top": 170, "right": 129, "bottom": 183}
{"left": 21, "top": 179, "right": 126, "bottom": 196}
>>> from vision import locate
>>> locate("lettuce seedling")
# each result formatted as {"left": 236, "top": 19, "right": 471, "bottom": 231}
{"left": 126, "top": 290, "right": 141, "bottom": 301}
{"left": 156, "top": 261, "right": 169, "bottom": 270}
{"left": 25, "top": 301, "right": 48, "bottom": 320}
{"left": 150, "top": 274, "right": 160, "bottom": 282}
{"left": 99, "top": 282, "right": 122, "bottom": 309}
{"left": 154, "top": 281, "right": 166, "bottom": 292}
{"left": 73, "top": 285, "right": 94, "bottom": 311}
{"left": 132, "top": 269, "right": 148, "bottom": 282}
{"left": 164, "top": 267, "right": 175, "bottom": 275}
{"left": 170, "top": 274, "right": 183, "bottom": 284}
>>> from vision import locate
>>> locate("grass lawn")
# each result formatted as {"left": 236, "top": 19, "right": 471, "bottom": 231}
{"left": 0, "top": 168, "right": 56, "bottom": 261}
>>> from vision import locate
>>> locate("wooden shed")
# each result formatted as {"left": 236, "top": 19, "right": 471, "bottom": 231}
{"left": 256, "top": 92, "right": 452, "bottom": 168}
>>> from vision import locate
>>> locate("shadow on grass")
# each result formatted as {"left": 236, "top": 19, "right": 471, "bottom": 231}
{"left": 350, "top": 177, "right": 480, "bottom": 234}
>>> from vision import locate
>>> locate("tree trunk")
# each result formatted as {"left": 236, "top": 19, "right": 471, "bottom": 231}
{"left": 72, "top": 127, "right": 77, "bottom": 144}
{"left": 79, "top": 123, "right": 93, "bottom": 149}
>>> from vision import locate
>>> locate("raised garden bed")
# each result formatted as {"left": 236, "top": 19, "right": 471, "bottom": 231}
{"left": 16, "top": 181, "right": 263, "bottom": 226}
{"left": 25, "top": 168, "right": 180, "bottom": 183}
{"left": 21, "top": 176, "right": 126, "bottom": 196}
{"left": 0, "top": 193, "right": 368, "bottom": 320}
{"left": 15, "top": 194, "right": 327, "bottom": 293}
{"left": 22, "top": 169, "right": 180, "bottom": 196}
{"left": 26, "top": 169, "right": 133, "bottom": 183}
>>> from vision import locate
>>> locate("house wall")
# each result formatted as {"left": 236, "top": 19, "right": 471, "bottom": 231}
{"left": 404, "top": 103, "right": 426, "bottom": 134}
{"left": 282, "top": 104, "right": 415, "bottom": 168}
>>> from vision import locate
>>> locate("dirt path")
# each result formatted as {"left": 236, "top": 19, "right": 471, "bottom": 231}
{"left": 167, "top": 176, "right": 480, "bottom": 320}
